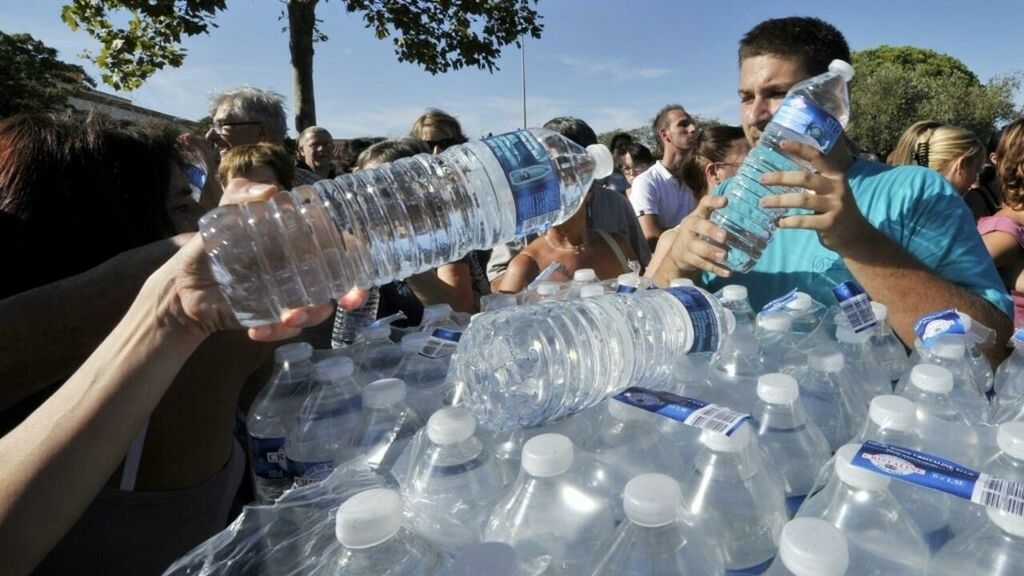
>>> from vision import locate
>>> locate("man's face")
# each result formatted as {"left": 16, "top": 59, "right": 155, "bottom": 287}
{"left": 299, "top": 132, "right": 334, "bottom": 171}
{"left": 661, "top": 109, "right": 698, "bottom": 152}
{"left": 205, "top": 103, "right": 266, "bottom": 156}
{"left": 419, "top": 124, "right": 459, "bottom": 155}
{"left": 739, "top": 55, "right": 809, "bottom": 146}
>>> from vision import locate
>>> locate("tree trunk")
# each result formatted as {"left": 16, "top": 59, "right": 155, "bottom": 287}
{"left": 288, "top": 0, "right": 318, "bottom": 132}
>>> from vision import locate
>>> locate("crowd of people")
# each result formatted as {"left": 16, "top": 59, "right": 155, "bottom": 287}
{"left": 1, "top": 13, "right": 1023, "bottom": 576}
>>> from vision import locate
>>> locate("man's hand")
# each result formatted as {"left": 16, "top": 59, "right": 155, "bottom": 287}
{"left": 648, "top": 194, "right": 732, "bottom": 284}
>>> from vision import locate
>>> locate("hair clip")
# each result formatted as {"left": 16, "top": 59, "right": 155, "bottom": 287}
{"left": 913, "top": 141, "right": 930, "bottom": 167}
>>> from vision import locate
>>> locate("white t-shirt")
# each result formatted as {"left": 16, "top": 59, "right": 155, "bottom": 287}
{"left": 628, "top": 161, "right": 695, "bottom": 229}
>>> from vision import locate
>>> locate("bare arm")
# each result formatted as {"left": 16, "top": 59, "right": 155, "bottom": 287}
{"left": 405, "top": 261, "right": 476, "bottom": 313}
{"left": 637, "top": 214, "right": 664, "bottom": 254}
{"left": 498, "top": 253, "right": 542, "bottom": 295}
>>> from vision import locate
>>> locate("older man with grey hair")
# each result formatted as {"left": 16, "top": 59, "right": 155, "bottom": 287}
{"left": 296, "top": 126, "right": 336, "bottom": 179}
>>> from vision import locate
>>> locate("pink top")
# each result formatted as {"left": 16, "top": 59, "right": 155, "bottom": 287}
{"left": 978, "top": 215, "right": 1024, "bottom": 327}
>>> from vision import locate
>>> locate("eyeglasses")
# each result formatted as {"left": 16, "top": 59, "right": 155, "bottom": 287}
{"left": 424, "top": 137, "right": 458, "bottom": 151}
{"left": 211, "top": 120, "right": 261, "bottom": 133}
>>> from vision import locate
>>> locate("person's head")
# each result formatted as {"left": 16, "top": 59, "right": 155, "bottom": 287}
{"left": 356, "top": 137, "right": 431, "bottom": 171}
{"left": 609, "top": 133, "right": 634, "bottom": 155}
{"left": 217, "top": 143, "right": 296, "bottom": 190}
{"left": 996, "top": 118, "right": 1024, "bottom": 210}
{"left": 206, "top": 87, "right": 288, "bottom": 156}
{"left": 543, "top": 116, "right": 598, "bottom": 148}
{"left": 652, "top": 105, "right": 698, "bottom": 155}
{"left": 887, "top": 121, "right": 985, "bottom": 194}
{"left": 410, "top": 109, "right": 467, "bottom": 154}
{"left": 297, "top": 126, "right": 335, "bottom": 176}
{"left": 737, "top": 17, "right": 851, "bottom": 146}
{"left": 621, "top": 142, "right": 655, "bottom": 185}
{"left": 681, "top": 125, "right": 750, "bottom": 197}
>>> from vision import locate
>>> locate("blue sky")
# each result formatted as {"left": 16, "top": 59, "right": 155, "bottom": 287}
{"left": 3, "top": 0, "right": 1022, "bottom": 139}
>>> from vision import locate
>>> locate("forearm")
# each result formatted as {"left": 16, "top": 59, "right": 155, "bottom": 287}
{"left": 406, "top": 263, "right": 475, "bottom": 313}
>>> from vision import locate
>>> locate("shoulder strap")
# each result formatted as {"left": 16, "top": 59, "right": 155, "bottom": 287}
{"left": 595, "top": 228, "right": 629, "bottom": 273}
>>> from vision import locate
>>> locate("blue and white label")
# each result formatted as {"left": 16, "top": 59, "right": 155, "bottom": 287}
{"left": 725, "top": 556, "right": 775, "bottom": 576}
{"left": 914, "top": 308, "right": 966, "bottom": 348}
{"left": 772, "top": 95, "right": 844, "bottom": 153}
{"left": 833, "top": 280, "right": 877, "bottom": 333}
{"left": 288, "top": 459, "right": 334, "bottom": 487}
{"left": 249, "top": 435, "right": 289, "bottom": 480}
{"left": 761, "top": 288, "right": 799, "bottom": 313}
{"left": 1012, "top": 328, "right": 1024, "bottom": 345}
{"left": 420, "top": 328, "right": 462, "bottom": 358}
{"left": 616, "top": 284, "right": 638, "bottom": 294}
{"left": 665, "top": 286, "right": 722, "bottom": 354}
{"left": 613, "top": 387, "right": 749, "bottom": 436}
{"left": 483, "top": 131, "right": 560, "bottom": 237}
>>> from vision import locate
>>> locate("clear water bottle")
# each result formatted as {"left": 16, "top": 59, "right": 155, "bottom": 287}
{"left": 580, "top": 283, "right": 605, "bottom": 298}
{"left": 781, "top": 292, "right": 830, "bottom": 340}
{"left": 419, "top": 303, "right": 463, "bottom": 332}
{"left": 796, "top": 444, "right": 928, "bottom": 575}
{"left": 484, "top": 433, "right": 616, "bottom": 575}
{"left": 897, "top": 337, "right": 990, "bottom": 424}
{"left": 719, "top": 284, "right": 756, "bottom": 327}
{"left": 565, "top": 268, "right": 598, "bottom": 299}
{"left": 835, "top": 323, "right": 890, "bottom": 401}
{"left": 899, "top": 364, "right": 979, "bottom": 467}
{"left": 247, "top": 342, "right": 316, "bottom": 503}
{"left": 710, "top": 59, "right": 854, "bottom": 272}
{"left": 348, "top": 321, "right": 406, "bottom": 382}
{"left": 451, "top": 541, "right": 535, "bottom": 576}
{"left": 764, "top": 518, "right": 849, "bottom": 576}
{"left": 332, "top": 286, "right": 380, "bottom": 348}
{"left": 393, "top": 332, "right": 455, "bottom": 420}
{"left": 453, "top": 286, "right": 731, "bottom": 431}
{"left": 951, "top": 421, "right": 1024, "bottom": 536}
{"left": 345, "top": 378, "right": 424, "bottom": 472}
{"left": 867, "top": 302, "right": 908, "bottom": 386}
{"left": 591, "top": 473, "right": 725, "bottom": 575}
{"left": 678, "top": 424, "right": 788, "bottom": 574}
{"left": 930, "top": 507, "right": 1024, "bottom": 576}
{"left": 992, "top": 331, "right": 1024, "bottom": 422}
{"left": 751, "top": 373, "right": 831, "bottom": 517}
{"left": 285, "top": 356, "right": 363, "bottom": 488}
{"left": 757, "top": 312, "right": 803, "bottom": 373}
{"left": 707, "top": 326, "right": 764, "bottom": 414}
{"left": 328, "top": 488, "right": 447, "bottom": 575}
{"left": 200, "top": 129, "right": 613, "bottom": 326}
{"left": 588, "top": 399, "right": 676, "bottom": 478}
{"left": 956, "top": 311, "right": 996, "bottom": 393}
{"left": 788, "top": 347, "right": 866, "bottom": 451}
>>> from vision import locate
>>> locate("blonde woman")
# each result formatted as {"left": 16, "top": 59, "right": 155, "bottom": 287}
{"left": 888, "top": 120, "right": 986, "bottom": 196}
{"left": 978, "top": 119, "right": 1024, "bottom": 327}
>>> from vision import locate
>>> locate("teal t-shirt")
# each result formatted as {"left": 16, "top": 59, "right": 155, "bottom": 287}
{"left": 702, "top": 158, "right": 1013, "bottom": 317}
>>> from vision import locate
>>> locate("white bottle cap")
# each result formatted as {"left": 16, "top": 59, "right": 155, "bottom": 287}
{"left": 452, "top": 542, "right": 521, "bottom": 576}
{"left": 536, "top": 281, "right": 561, "bottom": 296}
{"left": 586, "top": 143, "right": 615, "bottom": 179}
{"left": 988, "top": 507, "right": 1024, "bottom": 538}
{"left": 400, "top": 332, "right": 431, "bottom": 354}
{"left": 275, "top": 342, "right": 314, "bottom": 363}
{"left": 427, "top": 406, "right": 477, "bottom": 445}
{"left": 835, "top": 443, "right": 891, "bottom": 490}
{"left": 757, "top": 373, "right": 800, "bottom": 405}
{"left": 421, "top": 303, "right": 453, "bottom": 325}
{"left": 521, "top": 433, "right": 574, "bottom": 477}
{"left": 670, "top": 278, "right": 695, "bottom": 288}
{"left": 607, "top": 398, "right": 647, "bottom": 421}
{"left": 363, "top": 378, "right": 407, "bottom": 409}
{"left": 909, "top": 364, "right": 954, "bottom": 394}
{"left": 778, "top": 517, "right": 850, "bottom": 576}
{"left": 314, "top": 356, "right": 355, "bottom": 381}
{"left": 997, "top": 422, "right": 1024, "bottom": 460}
{"left": 617, "top": 272, "right": 640, "bottom": 288}
{"left": 580, "top": 284, "right": 605, "bottom": 298}
{"left": 786, "top": 292, "right": 813, "bottom": 311}
{"left": 807, "top": 348, "right": 844, "bottom": 373}
{"left": 335, "top": 488, "right": 404, "bottom": 549}
{"left": 623, "top": 473, "right": 682, "bottom": 528}
{"left": 701, "top": 424, "right": 751, "bottom": 453}
{"left": 955, "top": 311, "right": 973, "bottom": 331}
{"left": 870, "top": 301, "right": 888, "bottom": 322}
{"left": 758, "top": 311, "right": 793, "bottom": 332}
{"left": 930, "top": 338, "right": 966, "bottom": 361}
{"left": 722, "top": 284, "right": 748, "bottom": 302}
{"left": 868, "top": 395, "right": 917, "bottom": 431}
{"left": 828, "top": 59, "right": 855, "bottom": 82}
{"left": 836, "top": 324, "right": 870, "bottom": 345}
{"left": 573, "top": 268, "right": 597, "bottom": 283}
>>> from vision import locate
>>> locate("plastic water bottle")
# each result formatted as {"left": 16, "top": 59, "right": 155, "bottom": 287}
{"left": 899, "top": 364, "right": 979, "bottom": 467}
{"left": 951, "top": 421, "right": 1024, "bottom": 536}
{"left": 484, "top": 433, "right": 616, "bottom": 574}
{"left": 710, "top": 60, "right": 854, "bottom": 272}
{"left": 285, "top": 356, "right": 362, "bottom": 488}
{"left": 677, "top": 424, "right": 788, "bottom": 574}
{"left": 200, "top": 129, "right": 613, "bottom": 326}
{"left": 328, "top": 488, "right": 447, "bottom": 575}
{"left": 580, "top": 283, "right": 605, "bottom": 298}
{"left": 835, "top": 323, "right": 890, "bottom": 401}
{"left": 331, "top": 287, "right": 381, "bottom": 348}
{"left": 764, "top": 518, "right": 849, "bottom": 576}
{"left": 957, "top": 311, "right": 996, "bottom": 393}
{"left": 400, "top": 407, "right": 510, "bottom": 552}
{"left": 345, "top": 378, "right": 423, "bottom": 472}
{"left": 781, "top": 292, "right": 830, "bottom": 340}
{"left": 788, "top": 347, "right": 866, "bottom": 451}
{"left": 451, "top": 541, "right": 535, "bottom": 576}
{"left": 453, "top": 286, "right": 730, "bottom": 431}
{"left": 527, "top": 280, "right": 565, "bottom": 303}
{"left": 565, "top": 268, "right": 598, "bottom": 299}
{"left": 707, "top": 326, "right": 764, "bottom": 414}
{"left": 246, "top": 342, "right": 316, "bottom": 503}
{"left": 392, "top": 332, "right": 456, "bottom": 420}
{"left": 719, "top": 284, "right": 756, "bottom": 327}
{"left": 867, "top": 302, "right": 908, "bottom": 385}
{"left": 898, "top": 337, "right": 990, "bottom": 424}
{"left": 929, "top": 507, "right": 1024, "bottom": 576}
{"left": 348, "top": 321, "right": 406, "bottom": 382}
{"left": 419, "top": 303, "right": 464, "bottom": 332}
{"left": 796, "top": 444, "right": 927, "bottom": 575}
{"left": 588, "top": 398, "right": 677, "bottom": 478}
{"left": 757, "top": 312, "right": 803, "bottom": 373}
{"left": 992, "top": 331, "right": 1024, "bottom": 422}
{"left": 751, "top": 373, "right": 831, "bottom": 516}
{"left": 591, "top": 473, "right": 725, "bottom": 575}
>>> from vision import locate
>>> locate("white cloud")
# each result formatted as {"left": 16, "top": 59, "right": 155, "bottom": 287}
{"left": 555, "top": 55, "right": 671, "bottom": 82}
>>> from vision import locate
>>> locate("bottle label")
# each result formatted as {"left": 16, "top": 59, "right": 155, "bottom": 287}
{"left": 665, "top": 287, "right": 721, "bottom": 354}
{"left": 913, "top": 308, "right": 966, "bottom": 348}
{"left": 833, "top": 280, "right": 877, "bottom": 333}
{"left": 249, "top": 435, "right": 289, "bottom": 480}
{"left": 725, "top": 556, "right": 775, "bottom": 575}
{"left": 761, "top": 288, "right": 798, "bottom": 313}
{"left": 613, "top": 387, "right": 749, "bottom": 436}
{"left": 483, "top": 131, "right": 561, "bottom": 237}
{"left": 772, "top": 94, "right": 844, "bottom": 153}
{"left": 287, "top": 459, "right": 335, "bottom": 487}
{"left": 420, "top": 328, "right": 462, "bottom": 358}
{"left": 615, "top": 284, "right": 637, "bottom": 294}
{"left": 852, "top": 441, "right": 1024, "bottom": 517}
{"left": 785, "top": 494, "right": 807, "bottom": 518}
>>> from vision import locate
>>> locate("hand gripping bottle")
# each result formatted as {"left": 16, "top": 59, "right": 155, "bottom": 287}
{"left": 200, "top": 129, "right": 613, "bottom": 326}
{"left": 711, "top": 60, "right": 854, "bottom": 272}
{"left": 764, "top": 518, "right": 849, "bottom": 576}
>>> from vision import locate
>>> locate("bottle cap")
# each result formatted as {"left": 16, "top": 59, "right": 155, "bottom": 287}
{"left": 580, "top": 284, "right": 605, "bottom": 298}
{"left": 930, "top": 337, "right": 966, "bottom": 361}
{"left": 623, "top": 473, "right": 682, "bottom": 528}
{"left": 363, "top": 378, "right": 407, "bottom": 409}
{"left": 757, "top": 373, "right": 800, "bottom": 405}
{"left": 807, "top": 348, "right": 844, "bottom": 373}
{"left": 786, "top": 292, "right": 813, "bottom": 311}
{"left": 828, "top": 59, "right": 855, "bottom": 82}
{"left": 573, "top": 268, "right": 597, "bottom": 283}
{"left": 586, "top": 143, "right": 615, "bottom": 179}
{"left": 778, "top": 517, "right": 850, "bottom": 576}
{"left": 758, "top": 311, "right": 793, "bottom": 332}
{"left": 868, "top": 395, "right": 916, "bottom": 431}
{"left": 988, "top": 507, "right": 1024, "bottom": 538}
{"left": 835, "top": 443, "right": 891, "bottom": 490}
{"left": 617, "top": 272, "right": 640, "bottom": 289}
{"left": 536, "top": 281, "right": 561, "bottom": 296}
{"left": 701, "top": 424, "right": 751, "bottom": 453}
{"left": 836, "top": 324, "right": 870, "bottom": 344}
{"left": 452, "top": 542, "right": 522, "bottom": 576}
{"left": 335, "top": 488, "right": 403, "bottom": 549}
{"left": 997, "top": 422, "right": 1024, "bottom": 460}
{"left": 313, "top": 356, "right": 355, "bottom": 381}
{"left": 421, "top": 303, "right": 453, "bottom": 325}
{"left": 521, "top": 433, "right": 574, "bottom": 477}
{"left": 275, "top": 342, "right": 314, "bottom": 363}
{"left": 669, "top": 278, "right": 695, "bottom": 288}
{"left": 909, "top": 364, "right": 954, "bottom": 394}
{"left": 427, "top": 406, "right": 477, "bottom": 445}
{"left": 607, "top": 398, "right": 647, "bottom": 421}
{"left": 722, "top": 285, "right": 748, "bottom": 302}
{"left": 400, "top": 332, "right": 431, "bottom": 354}
{"left": 870, "top": 301, "right": 888, "bottom": 322}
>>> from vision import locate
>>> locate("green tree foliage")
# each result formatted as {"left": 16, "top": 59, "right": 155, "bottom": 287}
{"left": 849, "top": 45, "right": 1021, "bottom": 158}
{"left": 0, "top": 30, "right": 95, "bottom": 118}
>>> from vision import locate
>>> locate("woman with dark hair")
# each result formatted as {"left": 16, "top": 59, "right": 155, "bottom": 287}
{"left": 978, "top": 119, "right": 1024, "bottom": 327}
{"left": 620, "top": 142, "right": 655, "bottom": 198}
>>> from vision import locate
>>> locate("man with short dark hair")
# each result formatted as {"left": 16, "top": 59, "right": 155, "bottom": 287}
{"left": 648, "top": 16, "right": 1012, "bottom": 362}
